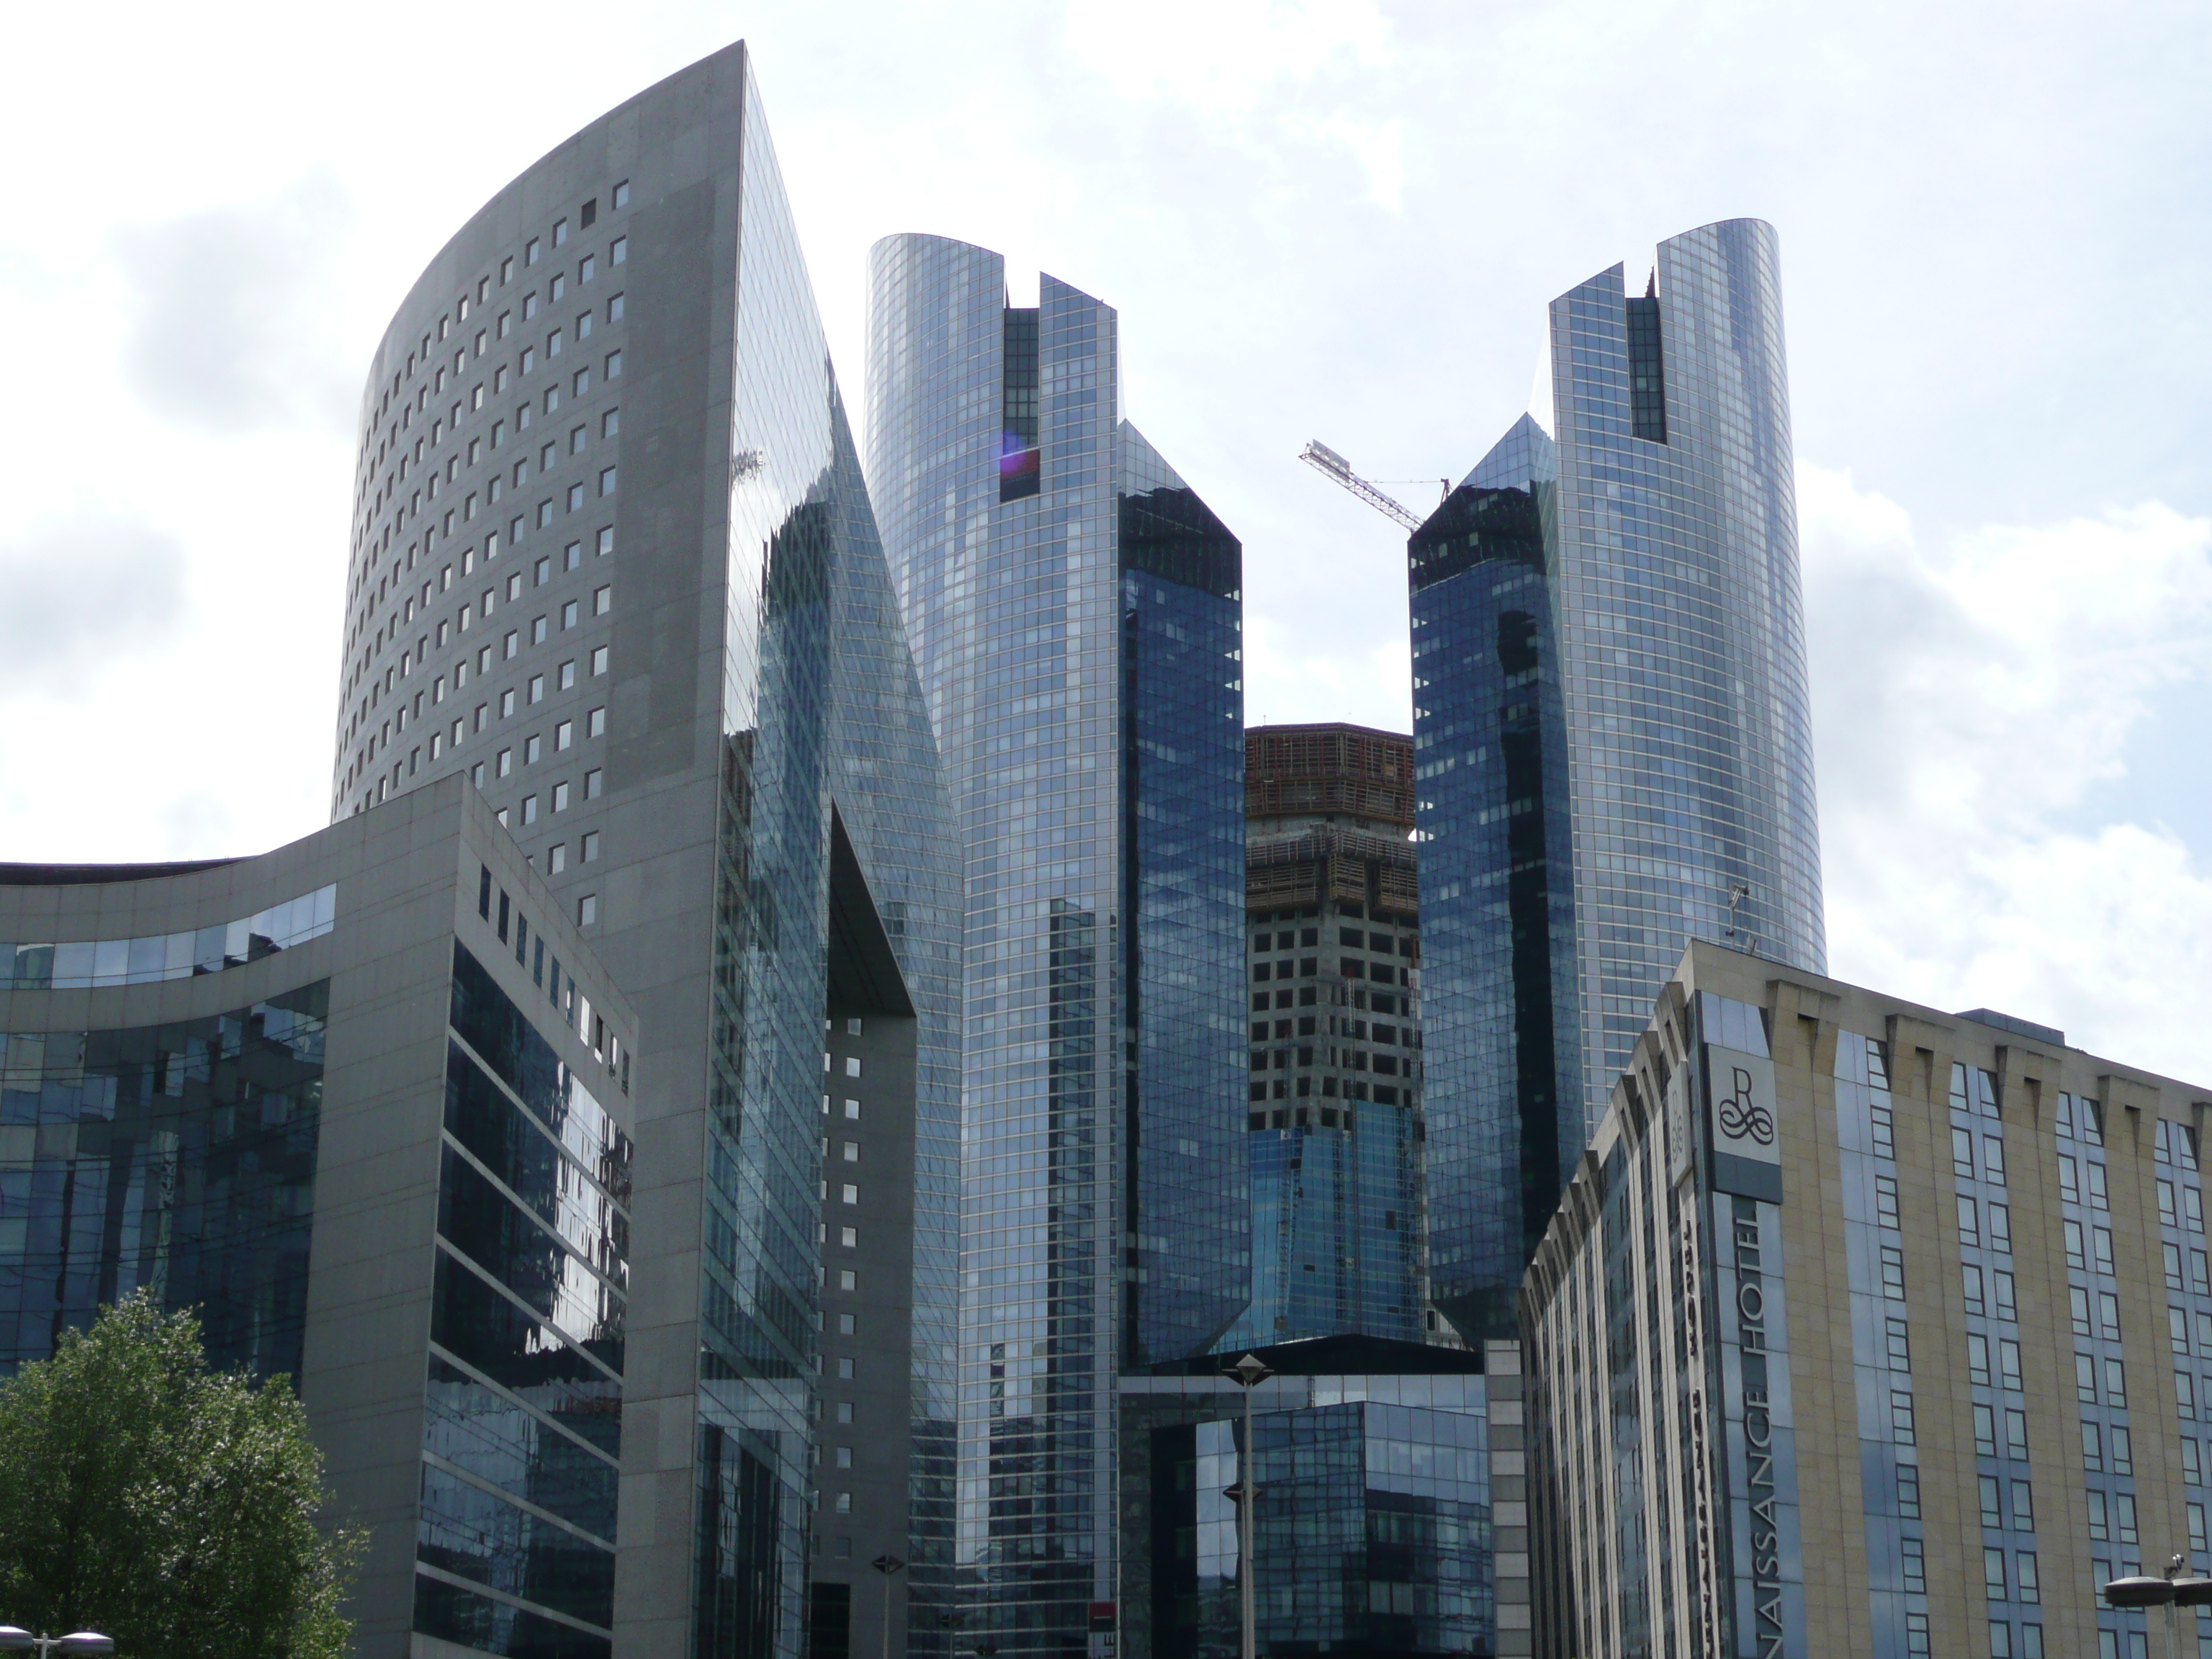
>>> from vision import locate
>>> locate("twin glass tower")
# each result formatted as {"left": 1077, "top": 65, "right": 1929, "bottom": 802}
{"left": 1412, "top": 220, "right": 1826, "bottom": 1342}
{"left": 336, "top": 32, "right": 1820, "bottom": 1657}
{"left": 866, "top": 236, "right": 1251, "bottom": 1650}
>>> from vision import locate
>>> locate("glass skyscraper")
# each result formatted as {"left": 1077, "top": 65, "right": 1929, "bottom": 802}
{"left": 1413, "top": 219, "right": 1825, "bottom": 1341}
{"left": 867, "top": 235, "right": 1249, "bottom": 1658}
{"left": 329, "top": 44, "right": 960, "bottom": 1659}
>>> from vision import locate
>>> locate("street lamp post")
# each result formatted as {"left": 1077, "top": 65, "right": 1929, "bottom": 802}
{"left": 1226, "top": 1352, "right": 1274, "bottom": 1659}
{"left": 872, "top": 1553, "right": 906, "bottom": 1659}
{"left": 2103, "top": 1556, "right": 2212, "bottom": 1659}
{"left": 0, "top": 1629, "right": 115, "bottom": 1659}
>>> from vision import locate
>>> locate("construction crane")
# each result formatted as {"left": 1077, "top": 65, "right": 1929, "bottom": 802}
{"left": 1298, "top": 441, "right": 1439, "bottom": 531}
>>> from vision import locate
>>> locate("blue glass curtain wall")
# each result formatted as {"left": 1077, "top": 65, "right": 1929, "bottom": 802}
{"left": 1408, "top": 414, "right": 1581, "bottom": 1343}
{"left": 689, "top": 61, "right": 964, "bottom": 1659}
{"left": 868, "top": 235, "right": 1255, "bottom": 1657}
{"left": 1171, "top": 1399, "right": 1491, "bottom": 1657}
{"left": 0, "top": 985, "right": 326, "bottom": 1379}
{"left": 420, "top": 943, "right": 631, "bottom": 1659}
{"left": 689, "top": 57, "right": 853, "bottom": 1659}
{"left": 1, "top": 883, "right": 334, "bottom": 990}
{"left": 868, "top": 238, "right": 1125, "bottom": 1652}
{"left": 1118, "top": 422, "right": 1249, "bottom": 1367}
{"left": 1234, "top": 1104, "right": 1421, "bottom": 1349}
{"left": 824, "top": 341, "right": 966, "bottom": 1643}
{"left": 1547, "top": 222, "right": 1825, "bottom": 1130}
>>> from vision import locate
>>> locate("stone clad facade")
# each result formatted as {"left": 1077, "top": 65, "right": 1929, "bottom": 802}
{"left": 1523, "top": 939, "right": 2212, "bottom": 1659}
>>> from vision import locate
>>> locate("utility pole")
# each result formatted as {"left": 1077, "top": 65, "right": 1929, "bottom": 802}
{"left": 1226, "top": 1352, "right": 1274, "bottom": 1659}
{"left": 872, "top": 1553, "right": 906, "bottom": 1659}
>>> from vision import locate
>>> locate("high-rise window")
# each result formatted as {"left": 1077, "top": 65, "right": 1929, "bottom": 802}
{"left": 999, "top": 307, "right": 1040, "bottom": 501}
{"left": 1625, "top": 287, "right": 1668, "bottom": 443}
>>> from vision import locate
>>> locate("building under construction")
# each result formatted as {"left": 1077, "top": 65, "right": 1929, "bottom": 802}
{"left": 1232, "top": 722, "right": 1429, "bottom": 1345}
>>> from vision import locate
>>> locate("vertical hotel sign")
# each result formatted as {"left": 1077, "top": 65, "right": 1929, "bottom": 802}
{"left": 1705, "top": 1027, "right": 1802, "bottom": 1658}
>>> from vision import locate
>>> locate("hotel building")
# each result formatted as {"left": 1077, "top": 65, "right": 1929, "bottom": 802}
{"left": 1521, "top": 939, "right": 2212, "bottom": 1659}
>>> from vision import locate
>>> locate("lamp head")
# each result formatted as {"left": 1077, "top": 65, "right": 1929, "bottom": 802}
{"left": 57, "top": 1638, "right": 115, "bottom": 1657}
{"left": 1231, "top": 1353, "right": 1272, "bottom": 1388}
{"left": 2105, "top": 1575, "right": 2177, "bottom": 1608}
{"left": 0, "top": 1630, "right": 35, "bottom": 1653}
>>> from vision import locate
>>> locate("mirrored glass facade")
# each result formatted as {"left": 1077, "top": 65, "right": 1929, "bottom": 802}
{"left": 340, "top": 43, "right": 960, "bottom": 1659}
{"left": 1408, "top": 417, "right": 1581, "bottom": 1343}
{"left": 1144, "top": 1383, "right": 1491, "bottom": 1659}
{"left": 3, "top": 777, "right": 645, "bottom": 1658}
{"left": 1, "top": 883, "right": 335, "bottom": 989}
{"left": 1413, "top": 220, "right": 1823, "bottom": 1341}
{"left": 1117, "top": 423, "right": 1250, "bottom": 1364}
{"left": 418, "top": 941, "right": 631, "bottom": 1659}
{"left": 1231, "top": 1106, "right": 1422, "bottom": 1349}
{"left": 868, "top": 235, "right": 1249, "bottom": 1656}
{"left": 820, "top": 323, "right": 966, "bottom": 1647}
{"left": 1547, "top": 220, "right": 1825, "bottom": 1119}
{"left": 0, "top": 985, "right": 326, "bottom": 1378}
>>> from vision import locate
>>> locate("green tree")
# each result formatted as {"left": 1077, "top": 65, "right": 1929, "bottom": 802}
{"left": 0, "top": 1291, "right": 361, "bottom": 1658}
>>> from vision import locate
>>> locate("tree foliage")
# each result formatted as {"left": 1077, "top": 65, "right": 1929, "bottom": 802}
{"left": 0, "top": 1292, "right": 361, "bottom": 1658}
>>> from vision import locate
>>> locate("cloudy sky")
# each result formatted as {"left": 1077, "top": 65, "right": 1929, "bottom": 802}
{"left": 3, "top": 0, "right": 2208, "bottom": 1074}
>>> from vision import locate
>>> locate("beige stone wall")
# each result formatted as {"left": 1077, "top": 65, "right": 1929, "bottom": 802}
{"left": 1527, "top": 938, "right": 2212, "bottom": 1655}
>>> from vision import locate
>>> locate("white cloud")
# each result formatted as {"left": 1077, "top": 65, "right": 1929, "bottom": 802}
{"left": 1244, "top": 609, "right": 1408, "bottom": 732}
{"left": 1061, "top": 0, "right": 1392, "bottom": 114}
{"left": 0, "top": 515, "right": 186, "bottom": 696}
{"left": 112, "top": 172, "right": 357, "bottom": 436}
{"left": 1058, "top": 0, "right": 1405, "bottom": 208}
{"left": 1802, "top": 462, "right": 2212, "bottom": 1079}
{"left": 1300, "top": 111, "right": 1407, "bottom": 211}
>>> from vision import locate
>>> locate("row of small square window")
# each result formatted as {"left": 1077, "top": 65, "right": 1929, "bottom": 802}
{"left": 1251, "top": 925, "right": 1415, "bottom": 955}
{"left": 347, "top": 523, "right": 606, "bottom": 724}
{"left": 361, "top": 330, "right": 621, "bottom": 543}
{"left": 480, "top": 764, "right": 601, "bottom": 819}
{"left": 352, "top": 348, "right": 624, "bottom": 588}
{"left": 379, "top": 184, "right": 628, "bottom": 408}
{"left": 1251, "top": 957, "right": 1412, "bottom": 987}
{"left": 1246, "top": 1103, "right": 1385, "bottom": 1130}
{"left": 351, "top": 729, "right": 599, "bottom": 811}
{"left": 459, "top": 577, "right": 613, "bottom": 651}
{"left": 351, "top": 655, "right": 598, "bottom": 791}
{"left": 354, "top": 567, "right": 607, "bottom": 739}
{"left": 351, "top": 676, "right": 598, "bottom": 791}
{"left": 351, "top": 526, "right": 613, "bottom": 703}
{"left": 372, "top": 525, "right": 610, "bottom": 630}
{"left": 364, "top": 297, "right": 623, "bottom": 508}
{"left": 365, "top": 397, "right": 621, "bottom": 535}
{"left": 348, "top": 637, "right": 608, "bottom": 786}
{"left": 356, "top": 457, "right": 618, "bottom": 639}
{"left": 352, "top": 696, "right": 603, "bottom": 788}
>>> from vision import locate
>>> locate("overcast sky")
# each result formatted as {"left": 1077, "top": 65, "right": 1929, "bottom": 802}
{"left": 3, "top": 0, "right": 2208, "bottom": 1074}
